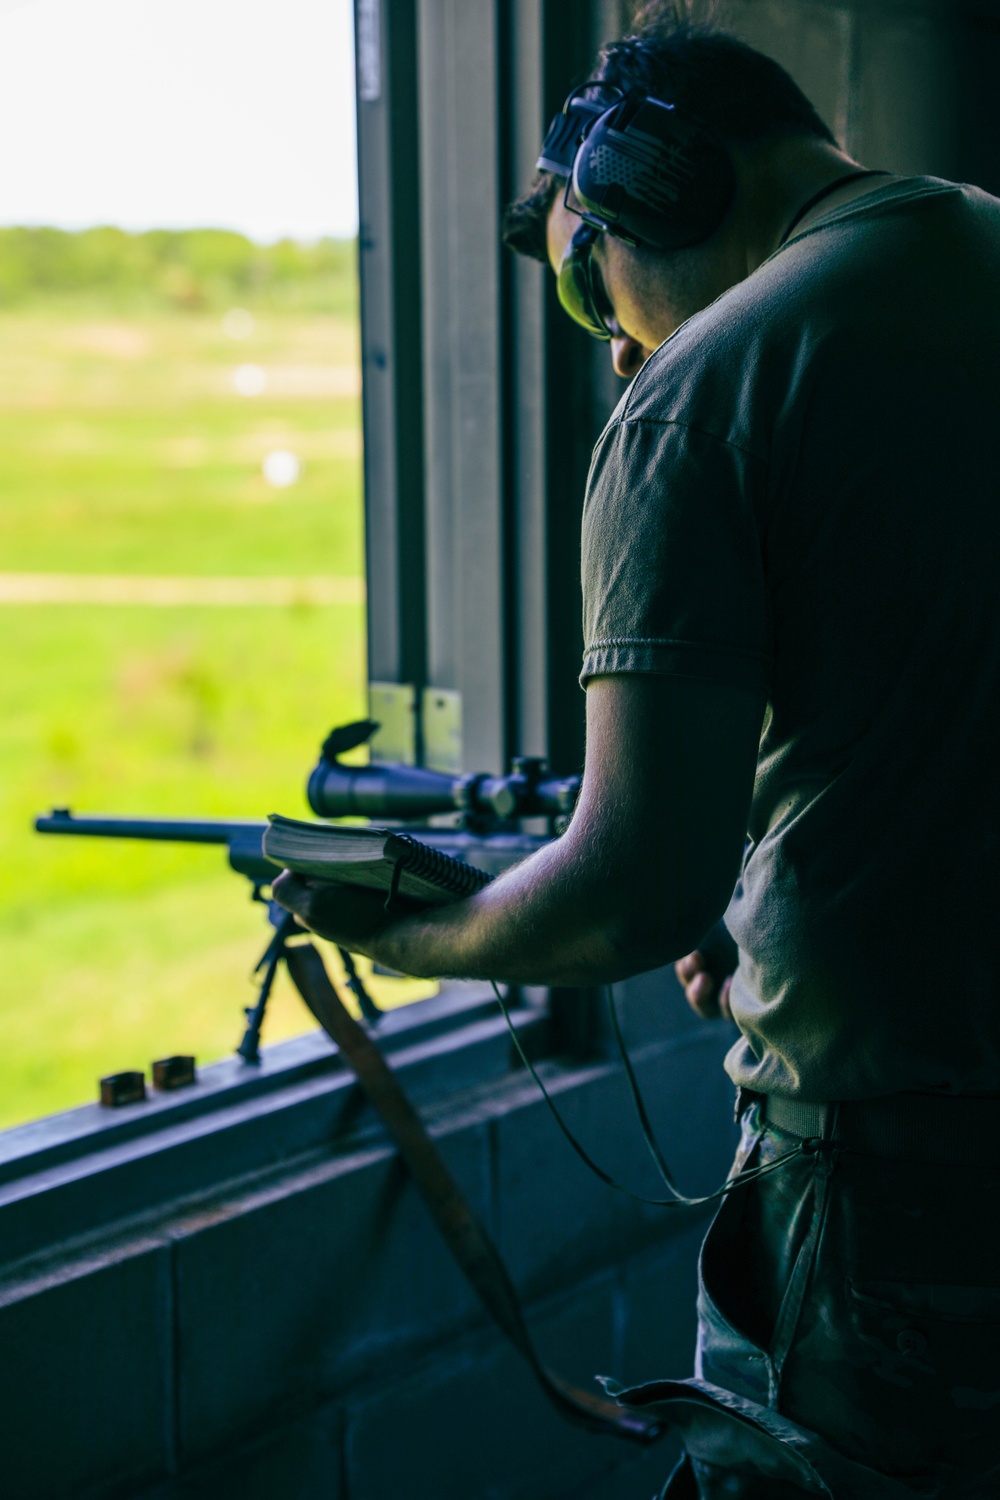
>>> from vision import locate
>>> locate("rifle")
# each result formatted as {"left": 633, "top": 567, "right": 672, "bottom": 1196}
{"left": 35, "top": 720, "right": 577, "bottom": 1061}
{"left": 32, "top": 730, "right": 663, "bottom": 1447}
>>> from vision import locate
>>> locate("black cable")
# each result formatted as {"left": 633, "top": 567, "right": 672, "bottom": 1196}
{"left": 491, "top": 982, "right": 804, "bottom": 1207}
{"left": 604, "top": 982, "right": 702, "bottom": 1204}
{"left": 777, "top": 169, "right": 891, "bottom": 248}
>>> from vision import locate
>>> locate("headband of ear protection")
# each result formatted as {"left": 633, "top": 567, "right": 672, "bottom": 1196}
{"left": 537, "top": 84, "right": 736, "bottom": 252}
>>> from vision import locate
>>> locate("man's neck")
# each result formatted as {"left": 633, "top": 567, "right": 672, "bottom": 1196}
{"left": 733, "top": 137, "right": 885, "bottom": 274}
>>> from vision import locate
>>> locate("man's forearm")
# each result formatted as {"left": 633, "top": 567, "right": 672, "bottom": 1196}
{"left": 277, "top": 814, "right": 687, "bottom": 987}
{"left": 375, "top": 837, "right": 627, "bottom": 985}
{"left": 375, "top": 809, "right": 697, "bottom": 985}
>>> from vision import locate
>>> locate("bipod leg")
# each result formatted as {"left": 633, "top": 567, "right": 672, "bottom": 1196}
{"left": 237, "top": 904, "right": 299, "bottom": 1064}
{"left": 336, "top": 946, "right": 381, "bottom": 1023}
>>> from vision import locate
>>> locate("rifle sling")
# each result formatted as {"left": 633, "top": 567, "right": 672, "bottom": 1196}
{"left": 284, "top": 942, "right": 661, "bottom": 1447}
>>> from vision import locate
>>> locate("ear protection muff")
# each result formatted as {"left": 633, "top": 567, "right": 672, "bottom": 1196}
{"left": 538, "top": 85, "right": 736, "bottom": 252}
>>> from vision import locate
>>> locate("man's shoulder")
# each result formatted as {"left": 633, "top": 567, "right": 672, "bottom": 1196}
{"left": 618, "top": 175, "right": 1000, "bottom": 450}
{"left": 615, "top": 290, "right": 774, "bottom": 461}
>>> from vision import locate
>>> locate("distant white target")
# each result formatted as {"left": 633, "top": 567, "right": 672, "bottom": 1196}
{"left": 263, "top": 449, "right": 301, "bottom": 488}
{"left": 223, "top": 307, "right": 256, "bottom": 341}
{"left": 233, "top": 363, "right": 266, "bottom": 396}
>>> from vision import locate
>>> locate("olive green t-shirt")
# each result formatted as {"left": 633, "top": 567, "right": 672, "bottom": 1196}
{"left": 581, "top": 177, "right": 1000, "bottom": 1101}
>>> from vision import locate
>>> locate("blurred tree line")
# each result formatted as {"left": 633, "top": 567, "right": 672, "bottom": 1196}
{"left": 0, "top": 226, "right": 358, "bottom": 314}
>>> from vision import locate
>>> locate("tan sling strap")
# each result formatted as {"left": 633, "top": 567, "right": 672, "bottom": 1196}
{"left": 285, "top": 941, "right": 662, "bottom": 1446}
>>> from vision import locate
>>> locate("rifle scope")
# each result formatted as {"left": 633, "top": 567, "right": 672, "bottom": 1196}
{"left": 307, "top": 721, "right": 581, "bottom": 823}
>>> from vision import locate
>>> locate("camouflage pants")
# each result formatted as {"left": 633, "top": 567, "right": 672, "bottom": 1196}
{"left": 621, "top": 1104, "right": 1000, "bottom": 1498}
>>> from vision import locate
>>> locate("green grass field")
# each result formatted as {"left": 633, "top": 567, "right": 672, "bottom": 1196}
{"left": 0, "top": 283, "right": 431, "bottom": 1130}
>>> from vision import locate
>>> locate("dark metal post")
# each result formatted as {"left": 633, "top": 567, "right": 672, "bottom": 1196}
{"left": 355, "top": 0, "right": 427, "bottom": 697}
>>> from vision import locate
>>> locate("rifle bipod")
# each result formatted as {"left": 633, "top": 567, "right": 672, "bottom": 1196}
{"left": 237, "top": 887, "right": 381, "bottom": 1063}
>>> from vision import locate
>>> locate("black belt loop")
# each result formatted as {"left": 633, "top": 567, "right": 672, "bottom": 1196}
{"left": 735, "top": 1085, "right": 765, "bottom": 1125}
{"left": 763, "top": 1091, "right": 1000, "bottom": 1166}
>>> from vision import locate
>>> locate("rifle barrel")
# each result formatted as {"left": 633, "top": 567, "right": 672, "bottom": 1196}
{"left": 34, "top": 809, "right": 549, "bottom": 883}
{"left": 35, "top": 810, "right": 269, "bottom": 844}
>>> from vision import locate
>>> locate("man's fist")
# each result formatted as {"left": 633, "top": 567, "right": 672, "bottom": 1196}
{"left": 674, "top": 950, "right": 734, "bottom": 1020}
{"left": 271, "top": 870, "right": 397, "bottom": 955}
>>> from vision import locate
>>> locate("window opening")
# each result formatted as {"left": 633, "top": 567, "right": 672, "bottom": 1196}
{"left": 0, "top": 0, "right": 432, "bottom": 1131}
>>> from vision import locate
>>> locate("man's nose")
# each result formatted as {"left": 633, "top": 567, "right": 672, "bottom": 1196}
{"left": 610, "top": 335, "right": 649, "bottom": 379}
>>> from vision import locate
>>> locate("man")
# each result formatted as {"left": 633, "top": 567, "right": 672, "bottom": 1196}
{"left": 276, "top": 7, "right": 1000, "bottom": 1496}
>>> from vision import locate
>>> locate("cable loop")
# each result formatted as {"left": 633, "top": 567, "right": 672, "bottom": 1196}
{"left": 492, "top": 982, "right": 803, "bottom": 1208}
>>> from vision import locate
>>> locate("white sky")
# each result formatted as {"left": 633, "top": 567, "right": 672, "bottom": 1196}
{"left": 0, "top": 0, "right": 358, "bottom": 242}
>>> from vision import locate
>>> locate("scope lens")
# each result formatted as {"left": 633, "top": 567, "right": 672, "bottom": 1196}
{"left": 556, "top": 224, "right": 613, "bottom": 341}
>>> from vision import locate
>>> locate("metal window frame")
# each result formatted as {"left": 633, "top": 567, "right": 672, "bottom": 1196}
{"left": 358, "top": 0, "right": 634, "bottom": 778}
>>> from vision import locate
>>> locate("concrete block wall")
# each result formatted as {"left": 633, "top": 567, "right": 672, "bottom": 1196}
{"left": 0, "top": 977, "right": 737, "bottom": 1500}
{"left": 719, "top": 0, "right": 1000, "bottom": 192}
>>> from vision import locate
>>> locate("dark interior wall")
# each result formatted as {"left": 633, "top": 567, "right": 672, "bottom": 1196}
{"left": 718, "top": 0, "right": 1000, "bottom": 188}
{"left": 951, "top": 4, "right": 1000, "bottom": 194}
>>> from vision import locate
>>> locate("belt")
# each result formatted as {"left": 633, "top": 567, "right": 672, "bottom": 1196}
{"left": 761, "top": 1091, "right": 1000, "bottom": 1166}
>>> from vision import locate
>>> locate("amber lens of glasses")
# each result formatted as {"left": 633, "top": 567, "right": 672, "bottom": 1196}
{"left": 556, "top": 224, "right": 612, "bottom": 340}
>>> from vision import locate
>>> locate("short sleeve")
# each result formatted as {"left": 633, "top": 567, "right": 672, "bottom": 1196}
{"left": 580, "top": 417, "right": 772, "bottom": 690}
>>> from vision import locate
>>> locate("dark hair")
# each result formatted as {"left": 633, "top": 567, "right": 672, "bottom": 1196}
{"left": 502, "top": 5, "right": 837, "bottom": 263}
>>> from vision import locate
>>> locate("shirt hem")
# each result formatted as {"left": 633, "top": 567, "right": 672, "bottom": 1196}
{"left": 580, "top": 639, "right": 771, "bottom": 690}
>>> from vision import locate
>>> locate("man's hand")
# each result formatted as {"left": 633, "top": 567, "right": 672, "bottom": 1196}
{"left": 675, "top": 949, "right": 735, "bottom": 1021}
{"left": 271, "top": 871, "right": 400, "bottom": 957}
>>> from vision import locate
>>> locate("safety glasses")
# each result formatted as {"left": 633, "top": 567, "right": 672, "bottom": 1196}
{"left": 556, "top": 223, "right": 614, "bottom": 341}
